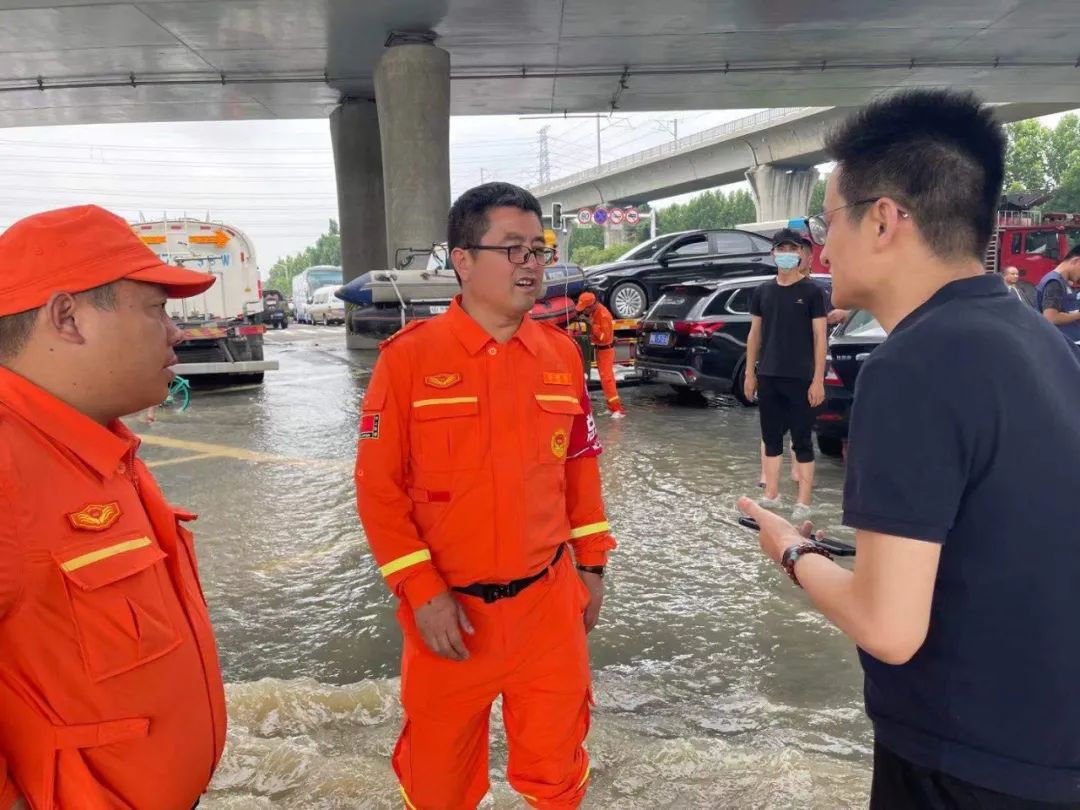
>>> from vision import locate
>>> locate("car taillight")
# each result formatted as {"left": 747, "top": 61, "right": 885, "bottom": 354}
{"left": 824, "top": 363, "right": 842, "bottom": 386}
{"left": 673, "top": 320, "right": 725, "bottom": 337}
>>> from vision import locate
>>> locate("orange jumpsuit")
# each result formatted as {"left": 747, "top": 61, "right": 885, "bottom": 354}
{"left": 355, "top": 298, "right": 616, "bottom": 809}
{"left": 586, "top": 303, "right": 624, "bottom": 414}
{"left": 0, "top": 367, "right": 226, "bottom": 809}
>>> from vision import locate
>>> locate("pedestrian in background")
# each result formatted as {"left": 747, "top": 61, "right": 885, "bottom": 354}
{"left": 744, "top": 228, "right": 827, "bottom": 522}
{"left": 573, "top": 291, "right": 626, "bottom": 418}
{"left": 1002, "top": 265, "right": 1028, "bottom": 303}
{"left": 1035, "top": 246, "right": 1080, "bottom": 343}
{"left": 741, "top": 89, "right": 1080, "bottom": 809}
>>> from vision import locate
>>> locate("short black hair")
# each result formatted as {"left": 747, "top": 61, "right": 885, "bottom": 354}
{"left": 0, "top": 281, "right": 117, "bottom": 362}
{"left": 447, "top": 182, "right": 543, "bottom": 251}
{"left": 825, "top": 89, "right": 1005, "bottom": 261}
{"left": 1066, "top": 243, "right": 1080, "bottom": 261}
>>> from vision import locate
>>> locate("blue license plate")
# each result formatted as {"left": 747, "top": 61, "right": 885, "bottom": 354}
{"left": 648, "top": 332, "right": 671, "bottom": 346}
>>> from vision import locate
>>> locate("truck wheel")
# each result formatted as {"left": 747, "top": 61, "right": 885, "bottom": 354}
{"left": 282, "top": 321, "right": 289, "bottom": 330}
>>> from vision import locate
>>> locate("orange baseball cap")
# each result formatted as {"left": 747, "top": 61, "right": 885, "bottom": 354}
{"left": 0, "top": 204, "right": 217, "bottom": 317}
{"left": 575, "top": 292, "right": 597, "bottom": 312}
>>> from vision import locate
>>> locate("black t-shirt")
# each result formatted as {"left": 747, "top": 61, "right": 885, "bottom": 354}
{"left": 843, "top": 274, "right": 1080, "bottom": 802}
{"left": 749, "top": 278, "right": 826, "bottom": 380}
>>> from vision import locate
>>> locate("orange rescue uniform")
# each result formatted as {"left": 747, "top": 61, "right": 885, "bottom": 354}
{"left": 585, "top": 303, "right": 623, "bottom": 414}
{"left": 355, "top": 298, "right": 616, "bottom": 809}
{"left": 0, "top": 368, "right": 227, "bottom": 809}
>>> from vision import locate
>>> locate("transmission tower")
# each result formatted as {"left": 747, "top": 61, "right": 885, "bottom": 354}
{"left": 537, "top": 125, "right": 551, "bottom": 184}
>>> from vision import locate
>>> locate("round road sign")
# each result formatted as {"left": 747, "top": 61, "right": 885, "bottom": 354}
{"left": 609, "top": 208, "right": 625, "bottom": 225}
{"left": 592, "top": 207, "right": 609, "bottom": 226}
{"left": 625, "top": 208, "right": 640, "bottom": 225}
{"left": 577, "top": 208, "right": 592, "bottom": 225}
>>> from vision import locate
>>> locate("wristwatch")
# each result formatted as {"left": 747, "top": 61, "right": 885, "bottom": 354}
{"left": 780, "top": 543, "right": 833, "bottom": 588}
{"left": 576, "top": 564, "right": 605, "bottom": 578}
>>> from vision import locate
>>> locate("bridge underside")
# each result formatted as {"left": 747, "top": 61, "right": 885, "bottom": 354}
{"left": 0, "top": 0, "right": 1076, "bottom": 127}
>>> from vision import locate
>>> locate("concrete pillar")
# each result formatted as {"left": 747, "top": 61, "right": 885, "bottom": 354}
{"left": 330, "top": 99, "right": 387, "bottom": 349}
{"left": 374, "top": 42, "right": 451, "bottom": 270}
{"left": 604, "top": 222, "right": 629, "bottom": 248}
{"left": 745, "top": 164, "right": 819, "bottom": 222}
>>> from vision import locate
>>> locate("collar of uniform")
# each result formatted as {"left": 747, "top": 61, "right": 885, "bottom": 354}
{"left": 447, "top": 296, "right": 541, "bottom": 356}
{"left": 893, "top": 274, "right": 1007, "bottom": 336}
{"left": 0, "top": 366, "right": 136, "bottom": 479}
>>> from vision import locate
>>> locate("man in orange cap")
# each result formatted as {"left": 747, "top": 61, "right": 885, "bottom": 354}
{"left": 0, "top": 205, "right": 227, "bottom": 809}
{"left": 356, "top": 182, "right": 616, "bottom": 809}
{"left": 573, "top": 291, "right": 626, "bottom": 418}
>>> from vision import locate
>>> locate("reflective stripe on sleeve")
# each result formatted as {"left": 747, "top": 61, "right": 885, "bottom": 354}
{"left": 570, "top": 521, "right": 610, "bottom": 539}
{"left": 379, "top": 549, "right": 432, "bottom": 578}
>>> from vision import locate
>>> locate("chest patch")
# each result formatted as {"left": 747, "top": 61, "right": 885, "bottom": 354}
{"left": 67, "top": 502, "right": 122, "bottom": 532}
{"left": 424, "top": 373, "right": 462, "bottom": 389}
{"left": 543, "top": 371, "right": 572, "bottom": 386}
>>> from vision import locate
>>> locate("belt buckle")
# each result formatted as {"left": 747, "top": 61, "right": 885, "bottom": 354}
{"left": 483, "top": 583, "right": 510, "bottom": 604}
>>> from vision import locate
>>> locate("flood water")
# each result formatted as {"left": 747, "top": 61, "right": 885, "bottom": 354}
{"left": 134, "top": 326, "right": 871, "bottom": 809}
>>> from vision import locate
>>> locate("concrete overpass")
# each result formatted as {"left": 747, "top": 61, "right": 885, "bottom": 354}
{"left": 0, "top": 1, "right": 1078, "bottom": 346}
{"left": 532, "top": 102, "right": 1076, "bottom": 223}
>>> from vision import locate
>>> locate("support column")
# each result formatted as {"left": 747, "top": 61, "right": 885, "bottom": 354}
{"left": 604, "top": 222, "right": 629, "bottom": 248}
{"left": 745, "top": 164, "right": 819, "bottom": 222}
{"left": 374, "top": 40, "right": 451, "bottom": 270}
{"left": 330, "top": 99, "right": 386, "bottom": 350}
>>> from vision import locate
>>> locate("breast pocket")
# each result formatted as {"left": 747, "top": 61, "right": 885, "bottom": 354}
{"left": 534, "top": 394, "right": 584, "bottom": 464}
{"left": 410, "top": 396, "right": 485, "bottom": 472}
{"left": 53, "top": 533, "right": 181, "bottom": 683}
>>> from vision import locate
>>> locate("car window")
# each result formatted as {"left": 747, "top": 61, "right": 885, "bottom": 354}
{"left": 1024, "top": 230, "right": 1059, "bottom": 260}
{"left": 837, "top": 309, "right": 886, "bottom": 339}
{"left": 712, "top": 231, "right": 753, "bottom": 255}
{"left": 665, "top": 235, "right": 708, "bottom": 258}
{"left": 702, "top": 291, "right": 731, "bottom": 316}
{"left": 746, "top": 232, "right": 774, "bottom": 252}
{"left": 647, "top": 292, "right": 704, "bottom": 319}
{"left": 722, "top": 287, "right": 756, "bottom": 314}
{"left": 618, "top": 234, "right": 675, "bottom": 261}
{"left": 1067, "top": 228, "right": 1080, "bottom": 255}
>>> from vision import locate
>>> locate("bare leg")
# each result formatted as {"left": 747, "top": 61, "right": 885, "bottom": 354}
{"left": 790, "top": 447, "right": 800, "bottom": 482}
{"left": 762, "top": 454, "right": 783, "bottom": 501}
{"left": 795, "top": 460, "right": 815, "bottom": 506}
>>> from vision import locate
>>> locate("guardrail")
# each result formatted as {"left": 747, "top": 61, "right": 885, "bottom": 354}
{"left": 532, "top": 107, "right": 826, "bottom": 196}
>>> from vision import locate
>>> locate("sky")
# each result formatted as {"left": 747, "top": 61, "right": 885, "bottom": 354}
{"left": 0, "top": 106, "right": 1073, "bottom": 275}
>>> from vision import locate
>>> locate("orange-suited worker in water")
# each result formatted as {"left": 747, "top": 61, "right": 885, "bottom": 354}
{"left": 0, "top": 205, "right": 227, "bottom": 809}
{"left": 574, "top": 292, "right": 626, "bottom": 418}
{"left": 355, "top": 182, "right": 616, "bottom": 809}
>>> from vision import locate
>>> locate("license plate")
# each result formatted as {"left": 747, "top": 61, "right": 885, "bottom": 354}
{"left": 648, "top": 332, "right": 671, "bottom": 346}
{"left": 429, "top": 305, "right": 449, "bottom": 314}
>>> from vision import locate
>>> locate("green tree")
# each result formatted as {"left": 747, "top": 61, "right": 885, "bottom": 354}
{"left": 1004, "top": 120, "right": 1051, "bottom": 192}
{"left": 655, "top": 187, "right": 759, "bottom": 234}
{"left": 266, "top": 220, "right": 342, "bottom": 293}
{"left": 809, "top": 177, "right": 827, "bottom": 215}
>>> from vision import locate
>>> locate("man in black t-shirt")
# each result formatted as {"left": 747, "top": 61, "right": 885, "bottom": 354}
{"left": 740, "top": 90, "right": 1080, "bottom": 809}
{"left": 744, "top": 228, "right": 827, "bottom": 522}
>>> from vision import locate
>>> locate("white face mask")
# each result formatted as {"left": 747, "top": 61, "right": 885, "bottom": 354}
{"left": 774, "top": 252, "right": 801, "bottom": 272}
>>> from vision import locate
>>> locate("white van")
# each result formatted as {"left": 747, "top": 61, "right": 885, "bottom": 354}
{"left": 308, "top": 285, "right": 346, "bottom": 325}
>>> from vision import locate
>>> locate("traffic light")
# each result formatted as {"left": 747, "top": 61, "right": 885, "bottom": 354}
{"left": 551, "top": 202, "right": 563, "bottom": 231}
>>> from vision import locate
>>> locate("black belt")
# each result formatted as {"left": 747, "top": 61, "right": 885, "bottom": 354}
{"left": 594, "top": 343, "right": 613, "bottom": 350}
{"left": 453, "top": 545, "right": 565, "bottom": 604}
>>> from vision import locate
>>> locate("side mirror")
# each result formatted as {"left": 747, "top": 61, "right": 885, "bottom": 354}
{"left": 656, "top": 251, "right": 670, "bottom": 266}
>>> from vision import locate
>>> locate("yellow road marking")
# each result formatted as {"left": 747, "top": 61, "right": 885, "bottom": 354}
{"left": 144, "top": 452, "right": 221, "bottom": 469}
{"left": 136, "top": 434, "right": 351, "bottom": 469}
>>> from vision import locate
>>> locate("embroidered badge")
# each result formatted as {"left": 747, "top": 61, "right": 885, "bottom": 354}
{"left": 425, "top": 373, "right": 462, "bottom": 389}
{"left": 67, "top": 502, "right": 122, "bottom": 532}
{"left": 543, "top": 372, "right": 572, "bottom": 386}
{"left": 360, "top": 413, "right": 381, "bottom": 440}
{"left": 550, "top": 428, "right": 569, "bottom": 459}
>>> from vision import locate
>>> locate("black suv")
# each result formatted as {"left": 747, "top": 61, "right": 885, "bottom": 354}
{"left": 583, "top": 229, "right": 774, "bottom": 319}
{"left": 814, "top": 309, "right": 886, "bottom": 457}
{"left": 636, "top": 274, "right": 833, "bottom": 406}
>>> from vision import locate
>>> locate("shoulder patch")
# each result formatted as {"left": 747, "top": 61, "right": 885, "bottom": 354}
{"left": 378, "top": 318, "right": 431, "bottom": 350}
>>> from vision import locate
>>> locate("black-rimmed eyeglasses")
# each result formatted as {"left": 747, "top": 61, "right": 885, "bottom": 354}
{"left": 465, "top": 244, "right": 558, "bottom": 266}
{"left": 804, "top": 198, "right": 910, "bottom": 246}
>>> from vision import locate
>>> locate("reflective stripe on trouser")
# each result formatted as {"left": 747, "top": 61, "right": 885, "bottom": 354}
{"left": 393, "top": 552, "right": 593, "bottom": 810}
{"left": 595, "top": 347, "right": 622, "bottom": 413}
